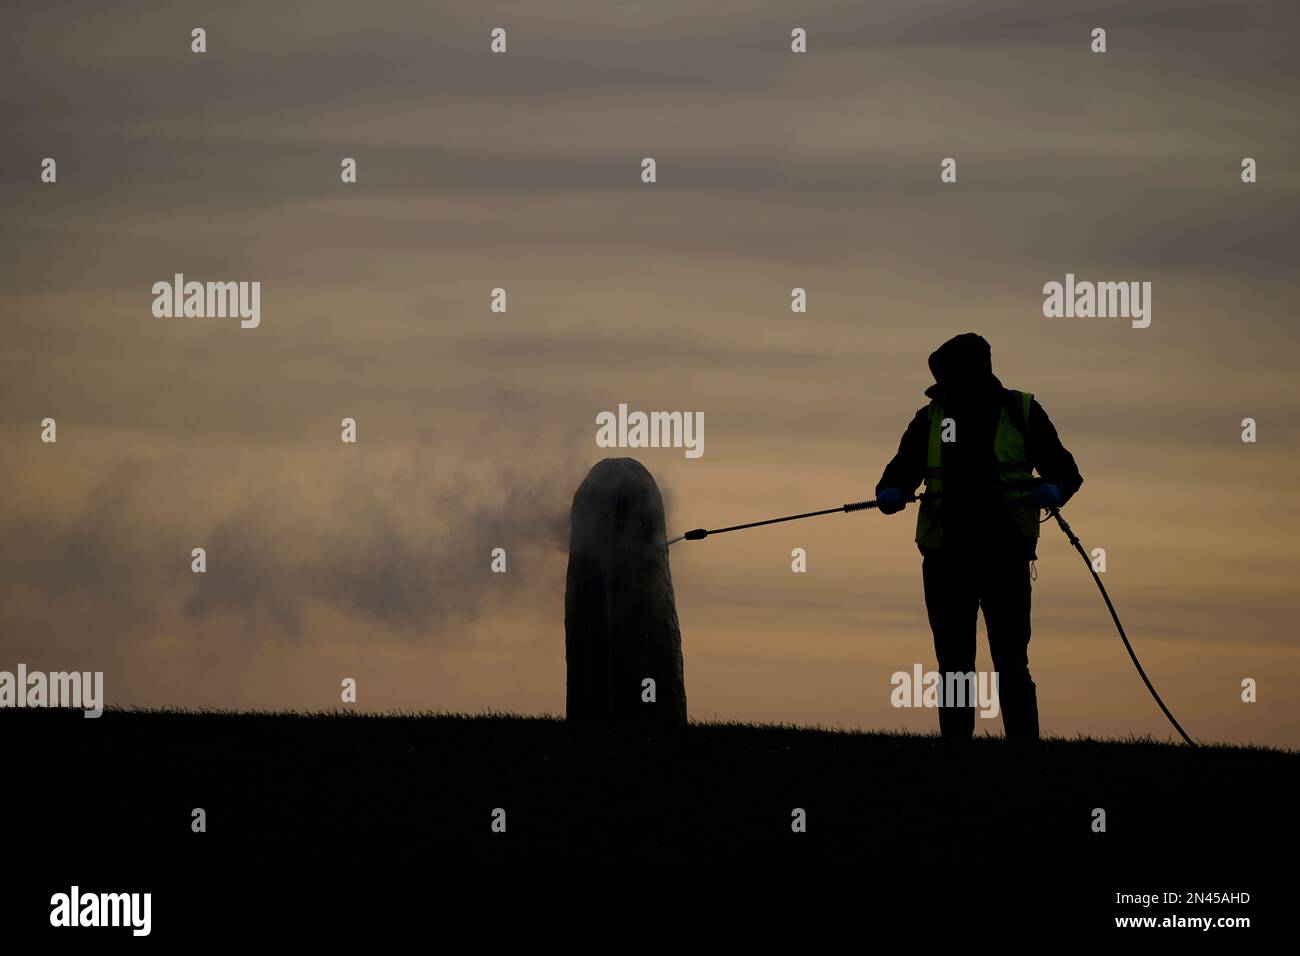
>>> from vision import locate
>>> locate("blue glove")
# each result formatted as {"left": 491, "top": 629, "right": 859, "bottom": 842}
{"left": 876, "top": 488, "right": 905, "bottom": 515}
{"left": 1031, "top": 482, "right": 1064, "bottom": 509}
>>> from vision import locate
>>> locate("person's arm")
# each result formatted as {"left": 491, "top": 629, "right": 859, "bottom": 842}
{"left": 1028, "top": 398, "right": 1083, "bottom": 505}
{"left": 876, "top": 407, "right": 930, "bottom": 499}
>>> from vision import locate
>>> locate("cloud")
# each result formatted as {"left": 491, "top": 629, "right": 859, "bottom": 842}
{"left": 0, "top": 0, "right": 1297, "bottom": 740}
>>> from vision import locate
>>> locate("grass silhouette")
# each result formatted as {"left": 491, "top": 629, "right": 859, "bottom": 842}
{"left": 8, "top": 706, "right": 1292, "bottom": 874}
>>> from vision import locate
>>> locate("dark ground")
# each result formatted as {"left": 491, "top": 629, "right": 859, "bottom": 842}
{"left": 3, "top": 708, "right": 1292, "bottom": 936}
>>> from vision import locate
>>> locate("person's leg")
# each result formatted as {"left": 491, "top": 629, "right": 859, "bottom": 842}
{"left": 980, "top": 554, "right": 1039, "bottom": 742}
{"left": 922, "top": 551, "right": 979, "bottom": 741}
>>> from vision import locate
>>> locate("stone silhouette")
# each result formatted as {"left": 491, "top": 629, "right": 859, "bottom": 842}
{"left": 565, "top": 458, "right": 686, "bottom": 724}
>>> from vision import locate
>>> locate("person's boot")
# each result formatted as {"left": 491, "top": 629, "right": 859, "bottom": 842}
{"left": 938, "top": 699, "right": 975, "bottom": 751}
{"left": 1002, "top": 681, "right": 1040, "bottom": 746}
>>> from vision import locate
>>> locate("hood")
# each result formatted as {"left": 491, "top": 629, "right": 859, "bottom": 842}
{"left": 924, "top": 333, "right": 998, "bottom": 400}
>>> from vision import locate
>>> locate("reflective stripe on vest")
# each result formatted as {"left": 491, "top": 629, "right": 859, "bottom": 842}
{"left": 915, "top": 390, "right": 1038, "bottom": 548}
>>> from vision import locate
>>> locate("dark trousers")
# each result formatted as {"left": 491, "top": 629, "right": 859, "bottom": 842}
{"left": 922, "top": 549, "right": 1040, "bottom": 742}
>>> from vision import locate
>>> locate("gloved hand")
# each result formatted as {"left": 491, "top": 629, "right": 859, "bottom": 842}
{"left": 876, "top": 488, "right": 905, "bottom": 515}
{"left": 1031, "top": 482, "right": 1064, "bottom": 509}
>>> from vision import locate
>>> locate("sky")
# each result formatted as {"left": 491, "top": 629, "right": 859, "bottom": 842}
{"left": 1, "top": 1, "right": 1297, "bottom": 746}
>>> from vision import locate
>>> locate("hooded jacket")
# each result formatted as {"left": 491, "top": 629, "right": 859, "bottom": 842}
{"left": 876, "top": 334, "right": 1083, "bottom": 558}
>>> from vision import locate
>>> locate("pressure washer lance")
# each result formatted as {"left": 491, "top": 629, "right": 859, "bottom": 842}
{"left": 666, "top": 492, "right": 934, "bottom": 545}
{"left": 670, "top": 488, "right": 1198, "bottom": 747}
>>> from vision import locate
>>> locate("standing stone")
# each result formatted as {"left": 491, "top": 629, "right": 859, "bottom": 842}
{"left": 565, "top": 458, "right": 686, "bottom": 724}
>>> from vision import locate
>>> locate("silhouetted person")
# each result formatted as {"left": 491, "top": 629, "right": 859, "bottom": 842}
{"left": 876, "top": 334, "right": 1082, "bottom": 743}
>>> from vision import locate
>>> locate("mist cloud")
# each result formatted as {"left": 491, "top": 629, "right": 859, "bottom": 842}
{"left": 1, "top": 443, "right": 585, "bottom": 647}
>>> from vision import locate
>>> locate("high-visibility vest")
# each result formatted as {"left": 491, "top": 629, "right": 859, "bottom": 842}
{"left": 915, "top": 390, "right": 1038, "bottom": 549}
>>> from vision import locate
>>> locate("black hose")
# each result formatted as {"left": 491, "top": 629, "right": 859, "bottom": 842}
{"left": 675, "top": 491, "right": 1199, "bottom": 747}
{"left": 1046, "top": 506, "right": 1198, "bottom": 747}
